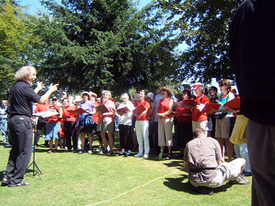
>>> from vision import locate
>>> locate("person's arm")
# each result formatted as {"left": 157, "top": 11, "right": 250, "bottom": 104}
{"left": 38, "top": 83, "right": 59, "bottom": 104}
{"left": 34, "top": 81, "right": 45, "bottom": 94}
{"left": 157, "top": 99, "right": 174, "bottom": 118}
{"left": 217, "top": 160, "right": 223, "bottom": 165}
{"left": 59, "top": 107, "right": 63, "bottom": 119}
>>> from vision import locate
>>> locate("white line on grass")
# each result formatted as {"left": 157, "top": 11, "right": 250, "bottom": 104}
{"left": 87, "top": 170, "right": 180, "bottom": 206}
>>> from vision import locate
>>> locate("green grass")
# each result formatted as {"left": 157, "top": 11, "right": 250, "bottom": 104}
{"left": 0, "top": 134, "right": 251, "bottom": 206}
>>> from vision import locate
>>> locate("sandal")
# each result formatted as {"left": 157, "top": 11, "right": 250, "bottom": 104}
{"left": 195, "top": 186, "right": 214, "bottom": 195}
{"left": 165, "top": 154, "right": 172, "bottom": 160}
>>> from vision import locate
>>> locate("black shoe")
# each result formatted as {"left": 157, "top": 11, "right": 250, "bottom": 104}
{"left": 9, "top": 181, "right": 30, "bottom": 187}
{"left": 1, "top": 176, "right": 9, "bottom": 186}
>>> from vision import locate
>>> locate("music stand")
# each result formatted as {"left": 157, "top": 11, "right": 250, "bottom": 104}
{"left": 27, "top": 146, "right": 42, "bottom": 179}
{"left": 28, "top": 110, "right": 58, "bottom": 179}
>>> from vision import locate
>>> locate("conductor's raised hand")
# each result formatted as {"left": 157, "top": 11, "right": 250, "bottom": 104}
{"left": 49, "top": 83, "right": 59, "bottom": 92}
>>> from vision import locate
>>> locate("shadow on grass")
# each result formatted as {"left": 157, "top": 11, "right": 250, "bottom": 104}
{"left": 163, "top": 173, "right": 234, "bottom": 194}
{"left": 162, "top": 160, "right": 235, "bottom": 194}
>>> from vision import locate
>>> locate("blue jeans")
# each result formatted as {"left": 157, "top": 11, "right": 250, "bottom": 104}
{"left": 0, "top": 119, "right": 8, "bottom": 141}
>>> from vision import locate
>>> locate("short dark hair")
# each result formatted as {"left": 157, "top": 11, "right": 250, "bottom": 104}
{"left": 182, "top": 90, "right": 192, "bottom": 99}
{"left": 193, "top": 128, "right": 206, "bottom": 138}
{"left": 209, "top": 86, "right": 218, "bottom": 93}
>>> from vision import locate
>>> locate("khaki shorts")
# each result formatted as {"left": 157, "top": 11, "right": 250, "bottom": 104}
{"left": 215, "top": 116, "right": 231, "bottom": 138}
{"left": 158, "top": 117, "right": 173, "bottom": 146}
{"left": 97, "top": 119, "right": 114, "bottom": 133}
{"left": 190, "top": 158, "right": 245, "bottom": 188}
{"left": 192, "top": 120, "right": 209, "bottom": 132}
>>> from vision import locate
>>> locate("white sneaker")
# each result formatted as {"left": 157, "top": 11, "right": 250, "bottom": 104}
{"left": 143, "top": 154, "right": 149, "bottom": 159}
{"left": 134, "top": 153, "right": 143, "bottom": 157}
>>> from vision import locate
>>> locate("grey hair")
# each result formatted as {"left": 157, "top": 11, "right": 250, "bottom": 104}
{"left": 198, "top": 86, "right": 205, "bottom": 94}
{"left": 15, "top": 65, "right": 36, "bottom": 81}
{"left": 121, "top": 93, "right": 129, "bottom": 99}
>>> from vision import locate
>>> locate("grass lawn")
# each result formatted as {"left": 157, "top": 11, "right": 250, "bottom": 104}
{"left": 0, "top": 134, "right": 251, "bottom": 206}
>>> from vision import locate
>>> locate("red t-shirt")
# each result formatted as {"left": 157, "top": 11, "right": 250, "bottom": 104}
{"left": 63, "top": 104, "right": 77, "bottom": 122}
{"left": 192, "top": 95, "right": 210, "bottom": 122}
{"left": 35, "top": 103, "right": 50, "bottom": 113}
{"left": 92, "top": 101, "right": 100, "bottom": 123}
{"left": 48, "top": 105, "right": 62, "bottom": 123}
{"left": 157, "top": 98, "right": 173, "bottom": 118}
{"left": 177, "top": 102, "right": 192, "bottom": 123}
{"left": 136, "top": 101, "right": 151, "bottom": 121}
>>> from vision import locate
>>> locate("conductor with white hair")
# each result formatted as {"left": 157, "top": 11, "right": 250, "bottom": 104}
{"left": 2, "top": 65, "right": 58, "bottom": 187}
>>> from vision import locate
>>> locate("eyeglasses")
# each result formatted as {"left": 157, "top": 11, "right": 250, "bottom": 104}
{"left": 52, "top": 99, "right": 57, "bottom": 101}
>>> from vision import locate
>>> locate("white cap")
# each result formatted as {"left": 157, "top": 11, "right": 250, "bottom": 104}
{"left": 74, "top": 95, "right": 82, "bottom": 102}
{"left": 147, "top": 92, "right": 154, "bottom": 101}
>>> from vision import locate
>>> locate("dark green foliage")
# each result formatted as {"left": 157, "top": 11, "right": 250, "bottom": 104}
{"left": 35, "top": 0, "right": 179, "bottom": 96}
{"left": 155, "top": 0, "right": 243, "bottom": 84}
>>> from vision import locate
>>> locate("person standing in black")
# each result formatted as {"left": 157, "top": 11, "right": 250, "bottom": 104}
{"left": 230, "top": 0, "right": 275, "bottom": 205}
{"left": 1, "top": 65, "right": 58, "bottom": 187}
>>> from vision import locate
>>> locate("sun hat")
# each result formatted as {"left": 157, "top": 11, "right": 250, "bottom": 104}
{"left": 81, "top": 91, "right": 91, "bottom": 100}
{"left": 161, "top": 85, "right": 174, "bottom": 96}
{"left": 90, "top": 91, "right": 98, "bottom": 98}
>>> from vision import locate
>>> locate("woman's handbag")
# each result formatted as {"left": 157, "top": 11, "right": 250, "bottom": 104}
{"left": 229, "top": 114, "right": 249, "bottom": 145}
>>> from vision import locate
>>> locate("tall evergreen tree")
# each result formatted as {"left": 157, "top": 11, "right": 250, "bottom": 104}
{"left": 35, "top": 0, "right": 179, "bottom": 95}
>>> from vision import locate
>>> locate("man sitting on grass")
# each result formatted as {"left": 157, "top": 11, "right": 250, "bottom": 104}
{"left": 184, "top": 128, "right": 250, "bottom": 195}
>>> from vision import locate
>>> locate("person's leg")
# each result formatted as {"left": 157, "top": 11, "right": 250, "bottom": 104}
{"left": 64, "top": 122, "right": 72, "bottom": 151}
{"left": 225, "top": 139, "right": 233, "bottom": 162}
{"left": 153, "top": 122, "right": 159, "bottom": 154}
{"left": 107, "top": 132, "right": 114, "bottom": 152}
{"left": 158, "top": 118, "right": 165, "bottom": 155}
{"left": 134, "top": 121, "right": 143, "bottom": 156}
{"left": 164, "top": 117, "right": 173, "bottom": 158}
{"left": 49, "top": 139, "right": 53, "bottom": 151}
{"left": 234, "top": 144, "right": 241, "bottom": 158}
{"left": 143, "top": 121, "right": 150, "bottom": 157}
{"left": 220, "top": 116, "right": 233, "bottom": 161}
{"left": 8, "top": 117, "right": 33, "bottom": 185}
{"left": 239, "top": 144, "right": 251, "bottom": 173}
{"left": 88, "top": 133, "right": 93, "bottom": 152}
{"left": 246, "top": 120, "right": 275, "bottom": 206}
{"left": 4, "top": 118, "right": 17, "bottom": 180}
{"left": 80, "top": 133, "right": 86, "bottom": 151}
{"left": 125, "top": 125, "right": 133, "bottom": 154}
{"left": 217, "top": 137, "right": 225, "bottom": 160}
{"left": 118, "top": 125, "right": 125, "bottom": 153}
{"left": 71, "top": 122, "right": 78, "bottom": 151}
{"left": 55, "top": 139, "right": 59, "bottom": 151}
